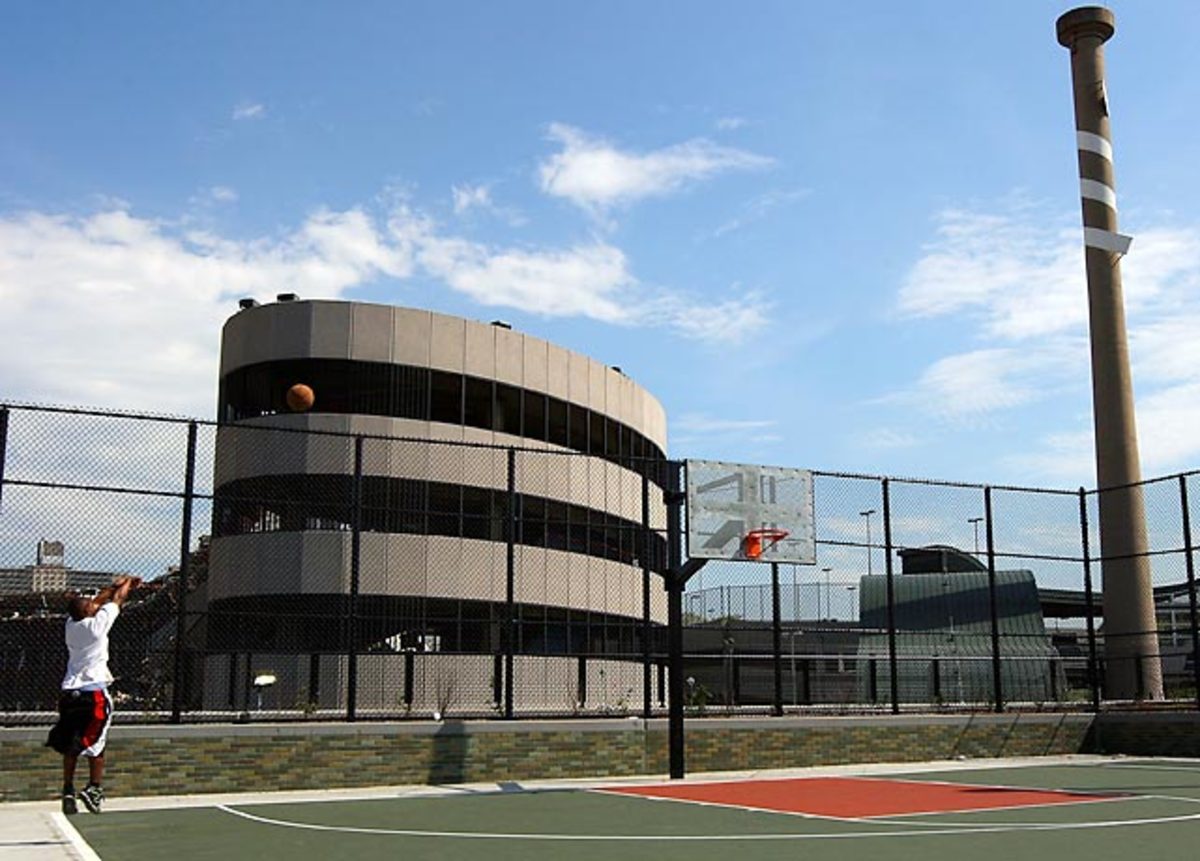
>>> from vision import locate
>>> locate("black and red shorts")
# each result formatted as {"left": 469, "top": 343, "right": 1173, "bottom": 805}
{"left": 45, "top": 688, "right": 112, "bottom": 757}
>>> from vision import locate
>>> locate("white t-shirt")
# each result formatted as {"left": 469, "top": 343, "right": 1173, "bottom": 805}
{"left": 62, "top": 603, "right": 119, "bottom": 690}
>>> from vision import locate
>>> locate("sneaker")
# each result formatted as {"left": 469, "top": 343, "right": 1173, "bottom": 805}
{"left": 61, "top": 794, "right": 77, "bottom": 815}
{"left": 79, "top": 784, "right": 103, "bottom": 814}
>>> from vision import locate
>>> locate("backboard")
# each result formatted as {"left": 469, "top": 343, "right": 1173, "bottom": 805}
{"left": 685, "top": 459, "right": 815, "bottom": 564}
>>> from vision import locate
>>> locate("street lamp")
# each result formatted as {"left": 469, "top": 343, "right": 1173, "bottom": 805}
{"left": 846, "top": 584, "right": 858, "bottom": 621}
{"left": 859, "top": 509, "right": 876, "bottom": 576}
{"left": 821, "top": 567, "right": 832, "bottom": 620}
{"left": 252, "top": 672, "right": 277, "bottom": 711}
{"left": 968, "top": 517, "right": 984, "bottom": 556}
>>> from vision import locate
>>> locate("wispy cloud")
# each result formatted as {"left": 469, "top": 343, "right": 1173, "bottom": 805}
{"left": 716, "top": 116, "right": 747, "bottom": 131}
{"left": 673, "top": 414, "right": 778, "bottom": 434}
{"left": 452, "top": 183, "right": 493, "bottom": 214}
{"left": 710, "top": 187, "right": 809, "bottom": 239}
{"left": 232, "top": 101, "right": 265, "bottom": 121}
{"left": 537, "top": 123, "right": 772, "bottom": 216}
{"left": 895, "top": 198, "right": 1200, "bottom": 474}
{"left": 852, "top": 428, "right": 922, "bottom": 451}
{"left": 451, "top": 182, "right": 526, "bottom": 226}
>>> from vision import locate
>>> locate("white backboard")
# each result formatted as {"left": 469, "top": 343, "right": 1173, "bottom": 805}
{"left": 685, "top": 459, "right": 816, "bottom": 563}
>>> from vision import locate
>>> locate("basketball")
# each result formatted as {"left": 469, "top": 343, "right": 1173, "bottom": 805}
{"left": 286, "top": 383, "right": 315, "bottom": 412}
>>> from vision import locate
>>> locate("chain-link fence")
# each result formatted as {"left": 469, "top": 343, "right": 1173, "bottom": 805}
{"left": 2, "top": 403, "right": 1198, "bottom": 725}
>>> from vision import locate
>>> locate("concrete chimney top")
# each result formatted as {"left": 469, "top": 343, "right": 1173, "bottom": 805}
{"left": 1057, "top": 6, "right": 1115, "bottom": 47}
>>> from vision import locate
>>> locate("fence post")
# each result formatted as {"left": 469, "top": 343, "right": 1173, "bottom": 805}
{"left": 1179, "top": 476, "right": 1200, "bottom": 711}
{"left": 642, "top": 470, "right": 652, "bottom": 719}
{"left": 346, "top": 436, "right": 363, "bottom": 721}
{"left": 504, "top": 447, "right": 516, "bottom": 719}
{"left": 984, "top": 487, "right": 1003, "bottom": 712}
{"left": 771, "top": 561, "right": 783, "bottom": 716}
{"left": 1079, "top": 488, "right": 1102, "bottom": 712}
{"left": 0, "top": 407, "right": 8, "bottom": 513}
{"left": 882, "top": 479, "right": 899, "bottom": 714}
{"left": 170, "top": 421, "right": 198, "bottom": 723}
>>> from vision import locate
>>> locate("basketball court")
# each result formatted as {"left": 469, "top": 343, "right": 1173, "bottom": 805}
{"left": 36, "top": 757, "right": 1200, "bottom": 860}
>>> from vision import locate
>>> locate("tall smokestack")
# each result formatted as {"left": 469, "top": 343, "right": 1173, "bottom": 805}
{"left": 1056, "top": 6, "right": 1161, "bottom": 699}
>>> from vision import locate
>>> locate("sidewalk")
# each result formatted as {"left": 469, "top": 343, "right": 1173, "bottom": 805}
{"left": 0, "top": 802, "right": 81, "bottom": 860}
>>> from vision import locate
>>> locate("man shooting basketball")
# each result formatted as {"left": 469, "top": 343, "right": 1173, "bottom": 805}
{"left": 46, "top": 574, "right": 142, "bottom": 814}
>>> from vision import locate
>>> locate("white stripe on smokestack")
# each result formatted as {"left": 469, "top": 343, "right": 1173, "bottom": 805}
{"left": 1083, "top": 227, "right": 1131, "bottom": 255}
{"left": 1076, "top": 130, "right": 1113, "bottom": 160}
{"left": 1080, "top": 178, "right": 1117, "bottom": 209}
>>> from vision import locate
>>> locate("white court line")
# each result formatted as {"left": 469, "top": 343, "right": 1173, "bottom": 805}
{"left": 48, "top": 812, "right": 103, "bottom": 861}
{"left": 214, "top": 801, "right": 1200, "bottom": 841}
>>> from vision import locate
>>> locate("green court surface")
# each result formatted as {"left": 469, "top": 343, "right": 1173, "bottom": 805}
{"left": 65, "top": 759, "right": 1200, "bottom": 861}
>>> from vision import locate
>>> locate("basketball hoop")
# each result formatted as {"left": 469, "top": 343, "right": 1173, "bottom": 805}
{"left": 744, "top": 528, "right": 790, "bottom": 560}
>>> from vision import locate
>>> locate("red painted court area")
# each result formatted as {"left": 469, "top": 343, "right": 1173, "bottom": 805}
{"left": 605, "top": 776, "right": 1117, "bottom": 819}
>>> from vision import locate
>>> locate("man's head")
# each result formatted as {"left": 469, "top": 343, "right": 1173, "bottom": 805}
{"left": 67, "top": 596, "right": 97, "bottom": 622}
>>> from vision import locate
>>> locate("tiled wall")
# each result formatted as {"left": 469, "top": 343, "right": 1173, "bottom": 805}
{"left": 6, "top": 711, "right": 1178, "bottom": 803}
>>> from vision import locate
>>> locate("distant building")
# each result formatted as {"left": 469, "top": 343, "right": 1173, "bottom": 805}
{"left": 0, "top": 540, "right": 121, "bottom": 596}
{"left": 857, "top": 546, "right": 1065, "bottom": 704}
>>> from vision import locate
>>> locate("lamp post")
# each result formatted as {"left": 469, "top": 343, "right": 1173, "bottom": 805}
{"left": 859, "top": 509, "right": 876, "bottom": 576}
{"left": 846, "top": 584, "right": 858, "bottom": 621}
{"left": 821, "top": 567, "right": 832, "bottom": 620}
{"left": 968, "top": 517, "right": 983, "bottom": 555}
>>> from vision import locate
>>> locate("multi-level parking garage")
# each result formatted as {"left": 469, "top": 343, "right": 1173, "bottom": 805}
{"left": 204, "top": 298, "right": 670, "bottom": 713}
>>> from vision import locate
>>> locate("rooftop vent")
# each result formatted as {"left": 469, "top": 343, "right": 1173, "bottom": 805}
{"left": 490, "top": 320, "right": 512, "bottom": 330}
{"left": 276, "top": 293, "right": 299, "bottom": 303}
{"left": 238, "top": 298, "right": 258, "bottom": 310}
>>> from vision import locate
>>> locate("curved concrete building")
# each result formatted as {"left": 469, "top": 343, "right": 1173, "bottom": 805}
{"left": 204, "top": 298, "right": 669, "bottom": 713}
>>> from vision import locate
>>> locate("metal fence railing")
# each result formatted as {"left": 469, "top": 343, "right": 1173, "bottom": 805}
{"left": 1, "top": 402, "right": 1198, "bottom": 725}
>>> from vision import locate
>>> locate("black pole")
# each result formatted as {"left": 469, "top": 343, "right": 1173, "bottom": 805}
{"left": 984, "top": 487, "right": 1003, "bottom": 712}
{"left": 504, "top": 447, "right": 517, "bottom": 719}
{"left": 882, "top": 479, "right": 899, "bottom": 714}
{"left": 346, "top": 435, "right": 363, "bottom": 721}
{"left": 1179, "top": 476, "right": 1200, "bottom": 711}
{"left": 771, "top": 561, "right": 783, "bottom": 716}
{"left": 170, "top": 421, "right": 198, "bottom": 723}
{"left": 666, "top": 461, "right": 686, "bottom": 779}
{"left": 1079, "top": 488, "right": 1101, "bottom": 712}
{"left": 0, "top": 407, "right": 9, "bottom": 513}
{"left": 642, "top": 470, "right": 652, "bottom": 720}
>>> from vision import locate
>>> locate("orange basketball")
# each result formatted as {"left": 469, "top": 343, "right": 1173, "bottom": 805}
{"left": 286, "top": 383, "right": 315, "bottom": 412}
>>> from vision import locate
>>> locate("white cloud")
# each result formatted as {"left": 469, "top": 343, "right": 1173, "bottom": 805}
{"left": 537, "top": 123, "right": 772, "bottom": 214}
{"left": 232, "top": 102, "right": 265, "bottom": 121}
{"left": 415, "top": 233, "right": 636, "bottom": 322}
{"left": 716, "top": 117, "right": 747, "bottom": 131}
{"left": 896, "top": 198, "right": 1200, "bottom": 475}
{"left": 209, "top": 186, "right": 238, "bottom": 203}
{"left": 0, "top": 206, "right": 415, "bottom": 415}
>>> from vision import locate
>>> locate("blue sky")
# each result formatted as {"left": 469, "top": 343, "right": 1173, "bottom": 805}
{"left": 3, "top": 1, "right": 1200, "bottom": 489}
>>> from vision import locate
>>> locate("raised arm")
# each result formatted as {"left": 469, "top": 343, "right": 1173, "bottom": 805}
{"left": 92, "top": 575, "right": 143, "bottom": 609}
